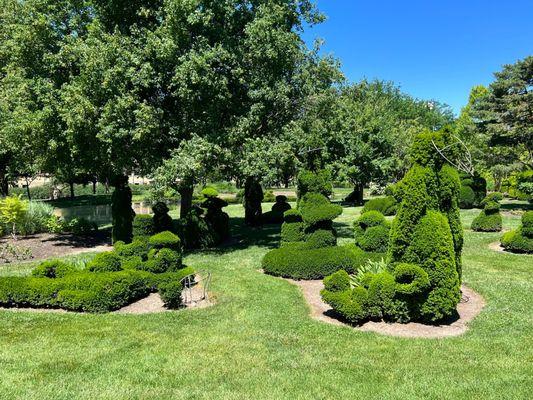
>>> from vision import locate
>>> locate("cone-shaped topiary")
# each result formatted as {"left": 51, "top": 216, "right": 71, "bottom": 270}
{"left": 501, "top": 211, "right": 533, "bottom": 253}
{"left": 322, "top": 128, "right": 463, "bottom": 324}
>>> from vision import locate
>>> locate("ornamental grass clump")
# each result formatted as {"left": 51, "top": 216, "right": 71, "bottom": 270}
{"left": 322, "top": 128, "right": 463, "bottom": 324}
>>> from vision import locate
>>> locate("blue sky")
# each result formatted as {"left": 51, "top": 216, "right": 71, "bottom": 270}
{"left": 302, "top": 0, "right": 533, "bottom": 115}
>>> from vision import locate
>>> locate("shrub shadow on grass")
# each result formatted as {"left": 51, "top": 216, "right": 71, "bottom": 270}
{"left": 500, "top": 201, "right": 532, "bottom": 212}
{"left": 41, "top": 228, "right": 111, "bottom": 248}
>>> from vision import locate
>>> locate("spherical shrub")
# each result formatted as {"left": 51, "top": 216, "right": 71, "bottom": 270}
{"left": 323, "top": 270, "right": 351, "bottom": 292}
{"left": 32, "top": 260, "right": 76, "bottom": 279}
{"left": 321, "top": 286, "right": 368, "bottom": 324}
{"left": 149, "top": 231, "right": 181, "bottom": 251}
{"left": 357, "top": 225, "right": 390, "bottom": 253}
{"left": 471, "top": 211, "right": 502, "bottom": 232}
{"left": 87, "top": 252, "right": 123, "bottom": 272}
{"left": 133, "top": 214, "right": 154, "bottom": 237}
{"left": 305, "top": 229, "right": 337, "bottom": 249}
{"left": 299, "top": 193, "right": 342, "bottom": 225}
{"left": 501, "top": 229, "right": 533, "bottom": 253}
{"left": 355, "top": 211, "right": 387, "bottom": 230}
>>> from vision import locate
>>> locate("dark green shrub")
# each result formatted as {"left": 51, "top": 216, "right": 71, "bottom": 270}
{"left": 133, "top": 214, "right": 154, "bottom": 237}
{"left": 321, "top": 285, "right": 368, "bottom": 324}
{"left": 283, "top": 209, "right": 302, "bottom": 223}
{"left": 201, "top": 187, "right": 219, "bottom": 198}
{"left": 152, "top": 202, "right": 174, "bottom": 234}
{"left": 158, "top": 280, "right": 183, "bottom": 309}
{"left": 86, "top": 252, "right": 123, "bottom": 273}
{"left": 121, "top": 256, "right": 145, "bottom": 270}
{"left": 264, "top": 196, "right": 292, "bottom": 224}
{"left": 202, "top": 196, "right": 230, "bottom": 243}
{"left": 32, "top": 260, "right": 76, "bottom": 279}
{"left": 323, "top": 270, "right": 351, "bottom": 292}
{"left": 471, "top": 211, "right": 502, "bottom": 232}
{"left": 263, "top": 190, "right": 276, "bottom": 203}
{"left": 393, "top": 263, "right": 430, "bottom": 296}
{"left": 148, "top": 231, "right": 181, "bottom": 252}
{"left": 357, "top": 225, "right": 390, "bottom": 253}
{"left": 144, "top": 248, "right": 182, "bottom": 273}
{"left": 176, "top": 206, "right": 216, "bottom": 249}
{"left": 280, "top": 221, "right": 305, "bottom": 243}
{"left": 114, "top": 238, "right": 150, "bottom": 260}
{"left": 459, "top": 185, "right": 476, "bottom": 209}
{"left": 361, "top": 196, "right": 397, "bottom": 216}
{"left": 305, "top": 229, "right": 337, "bottom": 249}
{"left": 297, "top": 169, "right": 333, "bottom": 199}
{"left": 355, "top": 210, "right": 387, "bottom": 230}
{"left": 299, "top": 193, "right": 342, "bottom": 226}
{"left": 244, "top": 177, "right": 263, "bottom": 227}
{"left": 485, "top": 192, "right": 503, "bottom": 202}
{"left": 501, "top": 211, "right": 533, "bottom": 253}
{"left": 262, "top": 244, "right": 373, "bottom": 280}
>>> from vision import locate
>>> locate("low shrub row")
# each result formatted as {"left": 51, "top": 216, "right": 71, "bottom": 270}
{"left": 262, "top": 243, "right": 384, "bottom": 280}
{"left": 0, "top": 230, "right": 195, "bottom": 312}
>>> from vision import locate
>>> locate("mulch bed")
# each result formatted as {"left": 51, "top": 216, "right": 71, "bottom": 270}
{"left": 0, "top": 230, "right": 112, "bottom": 265}
{"left": 287, "top": 278, "right": 486, "bottom": 339}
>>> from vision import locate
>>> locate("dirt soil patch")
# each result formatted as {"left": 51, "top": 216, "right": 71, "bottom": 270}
{"left": 288, "top": 279, "right": 486, "bottom": 338}
{"left": 488, "top": 241, "right": 506, "bottom": 253}
{"left": 0, "top": 230, "right": 112, "bottom": 264}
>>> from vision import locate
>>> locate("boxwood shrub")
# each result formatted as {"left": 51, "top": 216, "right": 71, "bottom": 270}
{"left": 501, "top": 211, "right": 533, "bottom": 253}
{"left": 361, "top": 196, "right": 397, "bottom": 216}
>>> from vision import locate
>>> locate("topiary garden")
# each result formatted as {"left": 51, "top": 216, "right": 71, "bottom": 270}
{"left": 354, "top": 211, "right": 391, "bottom": 253}
{"left": 459, "top": 171, "right": 487, "bottom": 209}
{"left": 321, "top": 128, "right": 464, "bottom": 324}
{"left": 262, "top": 169, "right": 381, "bottom": 280}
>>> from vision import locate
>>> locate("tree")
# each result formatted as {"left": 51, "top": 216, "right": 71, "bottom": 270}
{"left": 474, "top": 56, "right": 533, "bottom": 168}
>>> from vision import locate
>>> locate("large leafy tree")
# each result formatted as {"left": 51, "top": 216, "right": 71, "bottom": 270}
{"left": 474, "top": 56, "right": 533, "bottom": 168}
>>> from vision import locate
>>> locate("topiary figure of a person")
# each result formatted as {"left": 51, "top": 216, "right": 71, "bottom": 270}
{"left": 244, "top": 177, "right": 264, "bottom": 227}
{"left": 111, "top": 175, "right": 135, "bottom": 244}
{"left": 152, "top": 202, "right": 174, "bottom": 233}
{"left": 388, "top": 128, "right": 463, "bottom": 321}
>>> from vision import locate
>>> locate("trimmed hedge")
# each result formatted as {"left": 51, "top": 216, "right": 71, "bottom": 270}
{"left": 299, "top": 193, "right": 342, "bottom": 225}
{"left": 32, "top": 260, "right": 76, "bottom": 279}
{"left": 262, "top": 243, "right": 383, "bottom": 280}
{"left": 149, "top": 231, "right": 181, "bottom": 251}
{"left": 361, "top": 196, "right": 397, "bottom": 216}
{"left": 87, "top": 252, "right": 123, "bottom": 273}
{"left": 354, "top": 211, "right": 390, "bottom": 253}
{"left": 471, "top": 211, "right": 502, "bottom": 232}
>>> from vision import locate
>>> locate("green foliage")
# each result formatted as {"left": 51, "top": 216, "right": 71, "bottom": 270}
{"left": 144, "top": 249, "right": 182, "bottom": 274}
{"left": 86, "top": 252, "right": 123, "bottom": 273}
{"left": 244, "top": 177, "right": 263, "bottom": 227}
{"left": 297, "top": 169, "right": 333, "bottom": 199}
{"left": 175, "top": 207, "right": 216, "bottom": 250}
{"left": 0, "top": 195, "right": 27, "bottom": 237}
{"left": 323, "top": 270, "right": 351, "bottom": 292}
{"left": 471, "top": 211, "right": 502, "bottom": 232}
{"left": 157, "top": 279, "right": 183, "bottom": 309}
{"left": 263, "top": 190, "right": 276, "bottom": 203}
{"left": 459, "top": 172, "right": 487, "bottom": 209}
{"left": 262, "top": 244, "right": 378, "bottom": 280}
{"left": 299, "top": 193, "right": 342, "bottom": 226}
{"left": 354, "top": 211, "right": 390, "bottom": 253}
{"left": 201, "top": 187, "right": 219, "bottom": 198}
{"left": 148, "top": 231, "right": 181, "bottom": 252}
{"left": 19, "top": 201, "right": 54, "bottom": 236}
{"left": 459, "top": 185, "right": 476, "bottom": 209}
{"left": 114, "top": 238, "right": 150, "bottom": 260}
{"left": 361, "top": 196, "right": 397, "bottom": 216}
{"left": 283, "top": 209, "right": 302, "bottom": 223}
{"left": 501, "top": 211, "right": 533, "bottom": 253}
{"left": 305, "top": 229, "right": 337, "bottom": 249}
{"left": 263, "top": 196, "right": 292, "bottom": 224}
{"left": 32, "top": 260, "right": 76, "bottom": 279}
{"left": 280, "top": 221, "right": 305, "bottom": 244}
{"left": 133, "top": 214, "right": 154, "bottom": 237}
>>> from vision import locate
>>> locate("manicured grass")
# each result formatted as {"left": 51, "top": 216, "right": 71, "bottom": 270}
{"left": 0, "top": 203, "right": 531, "bottom": 399}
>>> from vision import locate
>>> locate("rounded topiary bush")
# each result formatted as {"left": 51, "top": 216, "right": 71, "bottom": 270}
{"left": 357, "top": 225, "right": 390, "bottom": 253}
{"left": 32, "top": 260, "right": 76, "bottom": 279}
{"left": 501, "top": 211, "right": 533, "bottom": 253}
{"left": 87, "top": 252, "right": 123, "bottom": 273}
{"left": 471, "top": 212, "right": 502, "bottom": 232}
{"left": 297, "top": 169, "right": 333, "bottom": 198}
{"left": 305, "top": 229, "right": 337, "bottom": 249}
{"left": 280, "top": 210, "right": 304, "bottom": 244}
{"left": 354, "top": 211, "right": 390, "bottom": 253}
{"left": 114, "top": 238, "right": 150, "bottom": 260}
{"left": 149, "top": 231, "right": 181, "bottom": 252}
{"left": 144, "top": 248, "right": 182, "bottom": 273}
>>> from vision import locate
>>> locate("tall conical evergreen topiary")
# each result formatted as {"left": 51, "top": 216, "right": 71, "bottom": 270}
{"left": 322, "top": 128, "right": 464, "bottom": 324}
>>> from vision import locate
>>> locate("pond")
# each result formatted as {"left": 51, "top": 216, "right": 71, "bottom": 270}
{"left": 54, "top": 201, "right": 179, "bottom": 226}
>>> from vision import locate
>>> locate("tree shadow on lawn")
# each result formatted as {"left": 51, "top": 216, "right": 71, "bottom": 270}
{"left": 40, "top": 228, "right": 111, "bottom": 248}
{"left": 500, "top": 201, "right": 532, "bottom": 212}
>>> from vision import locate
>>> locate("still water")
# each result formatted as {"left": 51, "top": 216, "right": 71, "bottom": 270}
{"left": 54, "top": 202, "right": 179, "bottom": 226}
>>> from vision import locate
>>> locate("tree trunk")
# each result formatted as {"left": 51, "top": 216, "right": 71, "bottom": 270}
{"left": 69, "top": 182, "right": 75, "bottom": 199}
{"left": 178, "top": 183, "right": 194, "bottom": 219}
{"left": 92, "top": 179, "right": 97, "bottom": 194}
{"left": 25, "top": 182, "right": 31, "bottom": 201}
{"left": 0, "top": 165, "right": 8, "bottom": 197}
{"left": 346, "top": 183, "right": 364, "bottom": 206}
{"left": 244, "top": 177, "right": 263, "bottom": 227}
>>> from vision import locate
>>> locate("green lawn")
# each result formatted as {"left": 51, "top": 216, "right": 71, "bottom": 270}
{"left": 0, "top": 203, "right": 531, "bottom": 399}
